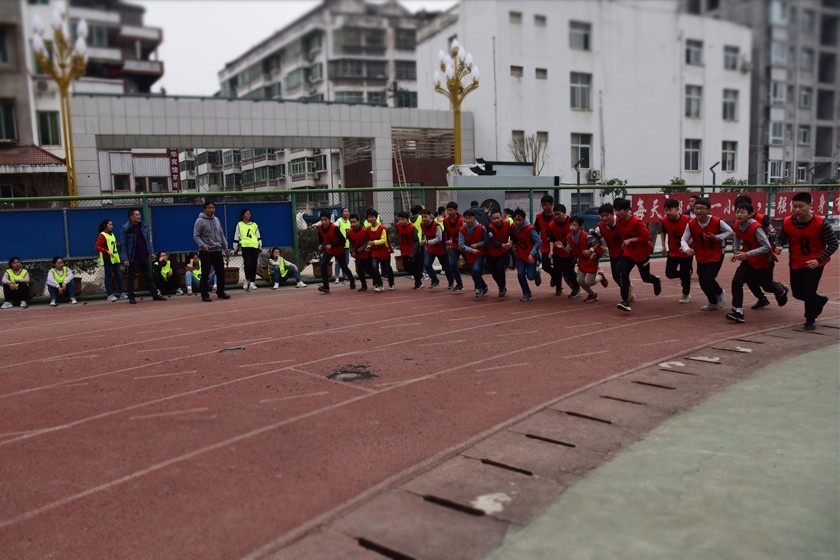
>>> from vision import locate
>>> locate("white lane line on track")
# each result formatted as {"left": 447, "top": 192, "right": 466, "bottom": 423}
{"left": 419, "top": 339, "right": 466, "bottom": 347}
{"left": 476, "top": 362, "right": 529, "bottom": 372}
{"left": 373, "top": 380, "right": 407, "bottom": 388}
{"left": 57, "top": 334, "right": 106, "bottom": 340}
{"left": 259, "top": 391, "right": 329, "bottom": 404}
{"left": 0, "top": 313, "right": 675, "bottom": 531}
{"left": 42, "top": 355, "right": 99, "bottom": 362}
{"left": 641, "top": 338, "right": 678, "bottom": 346}
{"left": 224, "top": 338, "right": 273, "bottom": 346}
{"left": 564, "top": 350, "right": 609, "bottom": 359}
{"left": 450, "top": 315, "right": 486, "bottom": 321}
{"left": 381, "top": 322, "right": 420, "bottom": 328}
{"left": 238, "top": 360, "right": 295, "bottom": 368}
{"left": 135, "top": 346, "right": 189, "bottom": 353}
{"left": 134, "top": 370, "right": 196, "bottom": 380}
{"left": 129, "top": 407, "right": 209, "bottom": 421}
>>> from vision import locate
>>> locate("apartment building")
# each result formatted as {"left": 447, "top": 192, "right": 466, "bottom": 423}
{"left": 416, "top": 0, "right": 753, "bottom": 202}
{"left": 685, "top": 0, "right": 840, "bottom": 184}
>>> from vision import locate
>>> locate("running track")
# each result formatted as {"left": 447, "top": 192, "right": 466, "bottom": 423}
{"left": 0, "top": 258, "right": 837, "bottom": 558}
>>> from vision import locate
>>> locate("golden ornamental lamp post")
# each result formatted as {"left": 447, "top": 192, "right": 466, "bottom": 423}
{"left": 433, "top": 39, "right": 479, "bottom": 166}
{"left": 32, "top": 5, "right": 87, "bottom": 201}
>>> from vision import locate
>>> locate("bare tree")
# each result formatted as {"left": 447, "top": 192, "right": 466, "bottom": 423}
{"left": 507, "top": 134, "right": 549, "bottom": 175}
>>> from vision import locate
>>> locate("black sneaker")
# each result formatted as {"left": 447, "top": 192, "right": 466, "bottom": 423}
{"left": 217, "top": 293, "right": 231, "bottom": 299}
{"left": 616, "top": 301, "right": 631, "bottom": 312}
{"left": 751, "top": 297, "right": 771, "bottom": 310}
{"left": 413, "top": 283, "right": 423, "bottom": 290}
{"left": 499, "top": 288, "right": 507, "bottom": 298}
{"left": 653, "top": 276, "right": 662, "bottom": 296}
{"left": 317, "top": 286, "right": 330, "bottom": 293}
{"left": 349, "top": 283, "right": 356, "bottom": 290}
{"left": 775, "top": 285, "right": 788, "bottom": 307}
{"left": 358, "top": 286, "right": 368, "bottom": 292}
{"left": 816, "top": 295, "right": 829, "bottom": 317}
{"left": 152, "top": 294, "right": 167, "bottom": 301}
{"left": 201, "top": 296, "right": 212, "bottom": 302}
{"left": 519, "top": 294, "right": 533, "bottom": 302}
{"left": 568, "top": 289, "right": 580, "bottom": 300}
{"left": 129, "top": 298, "right": 137, "bottom": 305}
{"left": 430, "top": 281, "right": 440, "bottom": 289}
{"left": 803, "top": 321, "right": 816, "bottom": 331}
{"left": 534, "top": 273, "right": 542, "bottom": 287}
{"left": 725, "top": 309, "right": 746, "bottom": 323}
{"left": 549, "top": 278, "right": 556, "bottom": 288}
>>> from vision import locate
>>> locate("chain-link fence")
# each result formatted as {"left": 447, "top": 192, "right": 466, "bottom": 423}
{"left": 1, "top": 185, "right": 837, "bottom": 300}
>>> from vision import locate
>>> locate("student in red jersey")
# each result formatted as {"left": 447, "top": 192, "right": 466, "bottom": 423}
{"left": 442, "top": 201, "right": 465, "bottom": 292}
{"left": 566, "top": 216, "right": 608, "bottom": 303}
{"left": 680, "top": 197, "right": 734, "bottom": 311}
{"left": 420, "top": 208, "right": 452, "bottom": 289}
{"left": 486, "top": 209, "right": 513, "bottom": 297}
{"left": 395, "top": 211, "right": 423, "bottom": 290}
{"left": 316, "top": 210, "right": 355, "bottom": 293}
{"left": 659, "top": 198, "right": 693, "bottom": 304}
{"left": 346, "top": 214, "right": 380, "bottom": 292}
{"left": 534, "top": 195, "right": 556, "bottom": 291}
{"left": 775, "top": 192, "right": 838, "bottom": 330}
{"left": 511, "top": 208, "right": 542, "bottom": 301}
{"left": 735, "top": 194, "right": 785, "bottom": 310}
{"left": 592, "top": 202, "right": 633, "bottom": 301}
{"left": 548, "top": 204, "right": 581, "bottom": 298}
{"left": 725, "top": 203, "right": 789, "bottom": 323}
{"left": 458, "top": 209, "right": 489, "bottom": 297}
{"left": 366, "top": 209, "right": 394, "bottom": 292}
{"left": 613, "top": 198, "right": 661, "bottom": 312}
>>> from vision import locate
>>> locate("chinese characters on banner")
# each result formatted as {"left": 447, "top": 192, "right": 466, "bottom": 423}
{"left": 631, "top": 194, "right": 665, "bottom": 223}
{"left": 773, "top": 191, "right": 829, "bottom": 218}
{"left": 168, "top": 148, "right": 182, "bottom": 192}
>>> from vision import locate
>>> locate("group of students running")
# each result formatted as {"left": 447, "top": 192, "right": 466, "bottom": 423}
{"left": 313, "top": 191, "right": 836, "bottom": 330}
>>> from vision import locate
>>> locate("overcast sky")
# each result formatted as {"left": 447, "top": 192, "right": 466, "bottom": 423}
{"left": 133, "top": 0, "right": 457, "bottom": 96}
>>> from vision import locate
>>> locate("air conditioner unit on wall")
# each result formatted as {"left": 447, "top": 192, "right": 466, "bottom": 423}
{"left": 35, "top": 80, "right": 54, "bottom": 94}
{"left": 588, "top": 169, "right": 601, "bottom": 182}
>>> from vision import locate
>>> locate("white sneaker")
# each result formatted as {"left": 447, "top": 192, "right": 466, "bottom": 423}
{"left": 717, "top": 290, "right": 726, "bottom": 309}
{"left": 678, "top": 293, "right": 691, "bottom": 304}
{"left": 373, "top": 286, "right": 384, "bottom": 293}
{"left": 70, "top": 297, "right": 77, "bottom": 304}
{"left": 242, "top": 282, "right": 250, "bottom": 291}
{"left": 50, "top": 300, "right": 57, "bottom": 307}
{"left": 212, "top": 284, "right": 217, "bottom": 293}
{"left": 296, "top": 281, "right": 306, "bottom": 288}
{"left": 249, "top": 282, "right": 258, "bottom": 290}
{"left": 20, "top": 301, "right": 27, "bottom": 309}
{"left": 186, "top": 287, "right": 192, "bottom": 295}
{"left": 175, "top": 288, "right": 184, "bottom": 296}
{"left": 1, "top": 302, "right": 12, "bottom": 309}
{"left": 388, "top": 285, "right": 396, "bottom": 291}
{"left": 107, "top": 294, "right": 118, "bottom": 302}
{"left": 119, "top": 292, "right": 128, "bottom": 300}
{"left": 273, "top": 282, "right": 279, "bottom": 290}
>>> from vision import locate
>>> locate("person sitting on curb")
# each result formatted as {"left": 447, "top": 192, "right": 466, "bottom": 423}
{"left": 268, "top": 247, "right": 306, "bottom": 289}
{"left": 46, "top": 256, "right": 78, "bottom": 306}
{"left": 152, "top": 251, "right": 184, "bottom": 296}
{"left": 1, "top": 257, "right": 31, "bottom": 309}
{"left": 184, "top": 252, "right": 216, "bottom": 295}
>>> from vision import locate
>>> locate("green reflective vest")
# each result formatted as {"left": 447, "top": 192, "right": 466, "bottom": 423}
{"left": 159, "top": 260, "right": 171, "bottom": 280}
{"left": 52, "top": 267, "right": 67, "bottom": 285}
{"left": 337, "top": 218, "right": 351, "bottom": 248}
{"left": 8, "top": 268, "right": 28, "bottom": 283}
{"left": 99, "top": 232, "right": 121, "bottom": 265}
{"left": 237, "top": 221, "right": 259, "bottom": 248}
{"left": 412, "top": 215, "right": 423, "bottom": 242}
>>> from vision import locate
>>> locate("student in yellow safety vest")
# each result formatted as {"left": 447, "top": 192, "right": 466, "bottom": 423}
{"left": 185, "top": 252, "right": 216, "bottom": 295}
{"left": 334, "top": 207, "right": 352, "bottom": 283}
{"left": 46, "top": 256, "right": 78, "bottom": 306}
{"left": 95, "top": 219, "right": 127, "bottom": 302}
{"left": 2, "top": 256, "right": 31, "bottom": 309}
{"left": 233, "top": 208, "right": 263, "bottom": 291}
{"left": 152, "top": 252, "right": 183, "bottom": 296}
{"left": 268, "top": 247, "right": 306, "bottom": 289}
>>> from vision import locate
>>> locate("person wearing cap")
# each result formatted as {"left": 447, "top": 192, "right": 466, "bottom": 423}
{"left": 775, "top": 191, "right": 838, "bottom": 330}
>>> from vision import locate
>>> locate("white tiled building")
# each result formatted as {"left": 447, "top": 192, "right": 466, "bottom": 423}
{"left": 416, "top": 0, "right": 753, "bottom": 200}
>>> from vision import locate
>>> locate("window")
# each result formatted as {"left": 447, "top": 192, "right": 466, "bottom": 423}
{"left": 113, "top": 174, "right": 130, "bottom": 191}
{"left": 87, "top": 25, "right": 108, "bottom": 48}
{"left": 335, "top": 91, "right": 364, "bottom": 103}
{"left": 395, "top": 60, "right": 416, "bottom": 80}
{"left": 798, "top": 125, "right": 811, "bottom": 145}
{"left": 222, "top": 150, "right": 240, "bottom": 165}
{"left": 686, "top": 39, "right": 703, "bottom": 65}
{"left": 570, "top": 72, "right": 592, "bottom": 110}
{"left": 329, "top": 59, "right": 363, "bottom": 79}
{"left": 367, "top": 91, "right": 385, "bottom": 105}
{"left": 511, "top": 130, "right": 525, "bottom": 143}
{"left": 0, "top": 28, "right": 9, "bottom": 66}
{"left": 796, "top": 163, "right": 808, "bottom": 182}
{"left": 134, "top": 177, "right": 147, "bottom": 192}
{"left": 535, "top": 15, "right": 547, "bottom": 27}
{"left": 394, "top": 91, "right": 417, "bottom": 108}
{"left": 1, "top": 103, "right": 17, "bottom": 141}
{"left": 768, "top": 121, "right": 784, "bottom": 144}
{"left": 801, "top": 48, "right": 814, "bottom": 71}
{"left": 800, "top": 86, "right": 812, "bottom": 108}
{"left": 723, "top": 89, "right": 739, "bottom": 121}
{"left": 766, "top": 160, "right": 782, "bottom": 183}
{"left": 724, "top": 45, "right": 739, "bottom": 70}
{"left": 802, "top": 9, "right": 815, "bottom": 32}
{"left": 770, "top": 81, "right": 786, "bottom": 105}
{"left": 509, "top": 11, "right": 522, "bottom": 24}
{"left": 536, "top": 68, "right": 547, "bottom": 79}
{"left": 571, "top": 133, "right": 592, "bottom": 168}
{"left": 769, "top": 0, "right": 788, "bottom": 25}
{"left": 569, "top": 21, "right": 591, "bottom": 50}
{"left": 685, "top": 85, "right": 702, "bottom": 118}
{"left": 149, "top": 177, "right": 168, "bottom": 193}
{"left": 37, "top": 111, "right": 60, "bottom": 145}
{"left": 284, "top": 68, "right": 305, "bottom": 90}
{"left": 721, "top": 141, "right": 737, "bottom": 172}
{"left": 365, "top": 61, "right": 386, "bottom": 79}
{"left": 510, "top": 65, "right": 523, "bottom": 78}
{"left": 684, "top": 139, "right": 701, "bottom": 171}
{"left": 770, "top": 41, "right": 787, "bottom": 65}
{"left": 537, "top": 131, "right": 548, "bottom": 144}
{"left": 395, "top": 28, "right": 416, "bottom": 50}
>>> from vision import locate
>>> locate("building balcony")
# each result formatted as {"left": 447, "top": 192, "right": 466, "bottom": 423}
{"left": 69, "top": 7, "right": 120, "bottom": 25}
{"left": 87, "top": 47, "right": 123, "bottom": 63}
{"left": 119, "top": 25, "right": 162, "bottom": 45}
{"left": 122, "top": 59, "right": 164, "bottom": 76}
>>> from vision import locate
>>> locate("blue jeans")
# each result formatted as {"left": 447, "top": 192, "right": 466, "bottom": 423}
{"left": 446, "top": 248, "right": 462, "bottom": 288}
{"left": 516, "top": 259, "right": 538, "bottom": 296}
{"left": 468, "top": 255, "right": 487, "bottom": 291}
{"left": 271, "top": 264, "right": 302, "bottom": 284}
{"left": 102, "top": 261, "right": 124, "bottom": 296}
{"left": 424, "top": 251, "right": 452, "bottom": 285}
{"left": 186, "top": 270, "right": 216, "bottom": 291}
{"left": 48, "top": 282, "right": 76, "bottom": 301}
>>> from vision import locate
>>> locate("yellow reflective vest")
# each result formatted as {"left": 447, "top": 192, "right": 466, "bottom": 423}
{"left": 99, "top": 232, "right": 121, "bottom": 265}
{"left": 237, "top": 221, "right": 259, "bottom": 249}
{"left": 52, "top": 267, "right": 67, "bottom": 285}
{"left": 8, "top": 268, "right": 28, "bottom": 283}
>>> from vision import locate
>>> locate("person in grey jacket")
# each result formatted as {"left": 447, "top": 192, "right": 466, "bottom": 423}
{"left": 193, "top": 201, "right": 230, "bottom": 302}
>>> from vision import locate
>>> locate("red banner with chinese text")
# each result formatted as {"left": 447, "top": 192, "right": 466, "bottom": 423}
{"left": 773, "top": 191, "right": 829, "bottom": 218}
{"left": 168, "top": 148, "right": 182, "bottom": 192}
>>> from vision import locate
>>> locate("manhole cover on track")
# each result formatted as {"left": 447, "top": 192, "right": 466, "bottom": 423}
{"left": 327, "top": 364, "right": 377, "bottom": 382}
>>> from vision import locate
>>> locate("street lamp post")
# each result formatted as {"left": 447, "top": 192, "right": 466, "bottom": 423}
{"left": 433, "top": 39, "right": 479, "bottom": 165}
{"left": 32, "top": 4, "right": 87, "bottom": 201}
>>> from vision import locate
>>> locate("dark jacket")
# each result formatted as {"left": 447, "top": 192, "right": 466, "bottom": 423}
{"left": 119, "top": 220, "right": 153, "bottom": 263}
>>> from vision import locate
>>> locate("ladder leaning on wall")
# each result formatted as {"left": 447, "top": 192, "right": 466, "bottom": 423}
{"left": 392, "top": 138, "right": 410, "bottom": 211}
